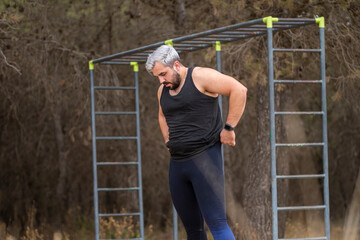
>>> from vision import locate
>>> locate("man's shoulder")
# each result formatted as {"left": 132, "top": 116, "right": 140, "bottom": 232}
{"left": 157, "top": 84, "right": 164, "bottom": 100}
{"left": 192, "top": 66, "right": 217, "bottom": 79}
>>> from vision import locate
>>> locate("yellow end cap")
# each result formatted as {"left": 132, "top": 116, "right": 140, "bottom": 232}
{"left": 215, "top": 41, "right": 221, "bottom": 51}
{"left": 89, "top": 61, "right": 94, "bottom": 70}
{"left": 165, "top": 39, "right": 173, "bottom": 46}
{"left": 130, "top": 62, "right": 139, "bottom": 72}
{"left": 316, "top": 17, "right": 325, "bottom": 28}
{"left": 263, "top": 16, "right": 279, "bottom": 28}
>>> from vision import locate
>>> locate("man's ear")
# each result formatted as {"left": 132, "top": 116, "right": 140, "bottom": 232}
{"left": 173, "top": 61, "right": 181, "bottom": 72}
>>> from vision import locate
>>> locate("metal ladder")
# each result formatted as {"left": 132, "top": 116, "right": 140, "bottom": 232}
{"left": 265, "top": 17, "right": 330, "bottom": 240}
{"left": 89, "top": 61, "right": 145, "bottom": 240}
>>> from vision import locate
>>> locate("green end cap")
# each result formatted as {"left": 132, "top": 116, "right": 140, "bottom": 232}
{"left": 89, "top": 61, "right": 94, "bottom": 70}
{"left": 263, "top": 16, "right": 279, "bottom": 28}
{"left": 165, "top": 39, "right": 173, "bottom": 46}
{"left": 215, "top": 41, "right": 221, "bottom": 51}
{"left": 316, "top": 17, "right": 325, "bottom": 28}
{"left": 130, "top": 62, "right": 139, "bottom": 72}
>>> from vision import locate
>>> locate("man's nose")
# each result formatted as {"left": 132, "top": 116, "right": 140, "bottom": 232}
{"left": 159, "top": 77, "right": 165, "bottom": 84}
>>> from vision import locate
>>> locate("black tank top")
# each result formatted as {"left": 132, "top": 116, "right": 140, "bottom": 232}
{"left": 160, "top": 67, "right": 223, "bottom": 160}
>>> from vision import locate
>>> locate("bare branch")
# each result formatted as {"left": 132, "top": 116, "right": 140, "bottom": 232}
{"left": 0, "top": 48, "right": 21, "bottom": 75}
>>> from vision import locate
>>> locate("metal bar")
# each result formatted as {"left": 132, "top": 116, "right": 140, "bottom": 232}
{"left": 90, "top": 67, "right": 100, "bottom": 240}
{"left": 100, "top": 238, "right": 143, "bottom": 240}
{"left": 173, "top": 43, "right": 210, "bottom": 48}
{"left": 320, "top": 25, "right": 331, "bottom": 240}
{"left": 223, "top": 30, "right": 266, "bottom": 34}
{"left": 275, "top": 111, "right": 323, "bottom": 115}
{"left": 216, "top": 42, "right": 223, "bottom": 121}
{"left": 173, "top": 205, "right": 178, "bottom": 240}
{"left": 278, "top": 205, "right": 326, "bottom": 211}
{"left": 95, "top": 111, "right": 137, "bottom": 115}
{"left": 277, "top": 18, "right": 316, "bottom": 22}
{"left": 99, "top": 61, "right": 134, "bottom": 65}
{"left": 276, "top": 143, "right": 324, "bottom": 147}
{"left": 216, "top": 41, "right": 227, "bottom": 213}
{"left": 226, "top": 31, "right": 265, "bottom": 35}
{"left": 253, "top": 24, "right": 299, "bottom": 28}
{"left": 196, "top": 35, "right": 253, "bottom": 41}
{"left": 273, "top": 48, "right": 321, "bottom": 53}
{"left": 96, "top": 136, "right": 137, "bottom": 140}
{"left": 174, "top": 46, "right": 201, "bottom": 51}
{"left": 112, "top": 59, "right": 147, "bottom": 63}
{"left": 134, "top": 67, "right": 145, "bottom": 239}
{"left": 98, "top": 187, "right": 140, "bottom": 191}
{"left": 274, "top": 80, "right": 322, "bottom": 84}
{"left": 230, "top": 28, "right": 267, "bottom": 31}
{"left": 94, "top": 86, "right": 136, "bottom": 90}
{"left": 132, "top": 52, "right": 151, "bottom": 56}
{"left": 273, "top": 23, "right": 311, "bottom": 27}
{"left": 181, "top": 40, "right": 215, "bottom": 44}
{"left": 274, "top": 22, "right": 309, "bottom": 27}
{"left": 99, "top": 213, "right": 140, "bottom": 217}
{"left": 92, "top": 18, "right": 264, "bottom": 63}
{"left": 275, "top": 21, "right": 313, "bottom": 25}
{"left": 97, "top": 162, "right": 139, "bottom": 166}
{"left": 277, "top": 174, "right": 325, "bottom": 179}
{"left": 123, "top": 56, "right": 149, "bottom": 59}
{"left": 209, "top": 34, "right": 259, "bottom": 38}
{"left": 267, "top": 25, "right": 278, "bottom": 240}
{"left": 95, "top": 20, "right": 314, "bottom": 63}
{"left": 279, "top": 237, "right": 327, "bottom": 240}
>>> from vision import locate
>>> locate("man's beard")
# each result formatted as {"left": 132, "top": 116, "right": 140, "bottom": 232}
{"left": 167, "top": 71, "right": 181, "bottom": 90}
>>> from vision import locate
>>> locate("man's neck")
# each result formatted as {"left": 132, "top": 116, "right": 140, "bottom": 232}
{"left": 179, "top": 65, "right": 187, "bottom": 81}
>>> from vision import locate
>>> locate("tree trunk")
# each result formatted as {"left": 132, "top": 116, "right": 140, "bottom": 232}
{"left": 54, "top": 83, "right": 67, "bottom": 226}
{"left": 343, "top": 168, "right": 360, "bottom": 240}
{"left": 174, "top": 0, "right": 186, "bottom": 34}
{"left": 242, "top": 81, "right": 272, "bottom": 240}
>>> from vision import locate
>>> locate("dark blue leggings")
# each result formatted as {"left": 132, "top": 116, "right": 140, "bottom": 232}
{"left": 169, "top": 142, "right": 235, "bottom": 240}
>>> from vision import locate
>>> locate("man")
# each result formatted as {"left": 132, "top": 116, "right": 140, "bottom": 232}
{"left": 146, "top": 45, "right": 247, "bottom": 240}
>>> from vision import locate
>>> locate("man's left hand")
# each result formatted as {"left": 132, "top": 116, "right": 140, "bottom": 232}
{"left": 220, "top": 129, "right": 236, "bottom": 146}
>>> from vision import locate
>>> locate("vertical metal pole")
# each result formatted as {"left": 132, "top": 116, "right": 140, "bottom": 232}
{"left": 266, "top": 21, "right": 278, "bottom": 240}
{"left": 89, "top": 61, "right": 100, "bottom": 240}
{"left": 165, "top": 42, "right": 179, "bottom": 240}
{"left": 319, "top": 25, "right": 331, "bottom": 240}
{"left": 173, "top": 205, "right": 178, "bottom": 240}
{"left": 215, "top": 41, "right": 226, "bottom": 209}
{"left": 132, "top": 62, "right": 145, "bottom": 239}
{"left": 216, "top": 41, "right": 223, "bottom": 116}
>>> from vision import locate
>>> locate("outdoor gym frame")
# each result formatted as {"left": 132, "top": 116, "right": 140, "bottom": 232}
{"left": 89, "top": 16, "right": 330, "bottom": 240}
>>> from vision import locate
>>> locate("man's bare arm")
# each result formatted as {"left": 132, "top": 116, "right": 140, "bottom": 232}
{"left": 192, "top": 67, "right": 247, "bottom": 146}
{"left": 157, "top": 85, "right": 169, "bottom": 144}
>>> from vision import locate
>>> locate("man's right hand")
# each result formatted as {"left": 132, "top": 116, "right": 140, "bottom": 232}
{"left": 220, "top": 129, "right": 236, "bottom": 146}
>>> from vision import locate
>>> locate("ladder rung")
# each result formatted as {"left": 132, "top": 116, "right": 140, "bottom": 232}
{"left": 277, "top": 174, "right": 325, "bottom": 179}
{"left": 94, "top": 86, "right": 136, "bottom": 90}
{"left": 278, "top": 205, "right": 326, "bottom": 211}
{"left": 274, "top": 80, "right": 322, "bottom": 84}
{"left": 95, "top": 111, "right": 137, "bottom": 115}
{"left": 97, "top": 162, "right": 139, "bottom": 166}
{"left": 273, "top": 48, "right": 321, "bottom": 53}
{"left": 279, "top": 237, "right": 327, "bottom": 240}
{"left": 96, "top": 136, "right": 138, "bottom": 140}
{"left": 100, "top": 239, "right": 143, "bottom": 240}
{"left": 275, "top": 111, "right": 323, "bottom": 115}
{"left": 276, "top": 143, "right": 324, "bottom": 147}
{"left": 98, "top": 187, "right": 140, "bottom": 192}
{"left": 99, "top": 213, "right": 140, "bottom": 217}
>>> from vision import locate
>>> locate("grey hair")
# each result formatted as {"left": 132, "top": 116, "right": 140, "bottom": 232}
{"left": 145, "top": 45, "right": 180, "bottom": 75}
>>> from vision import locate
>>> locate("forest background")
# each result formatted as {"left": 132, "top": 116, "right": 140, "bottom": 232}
{"left": 0, "top": 0, "right": 359, "bottom": 240}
